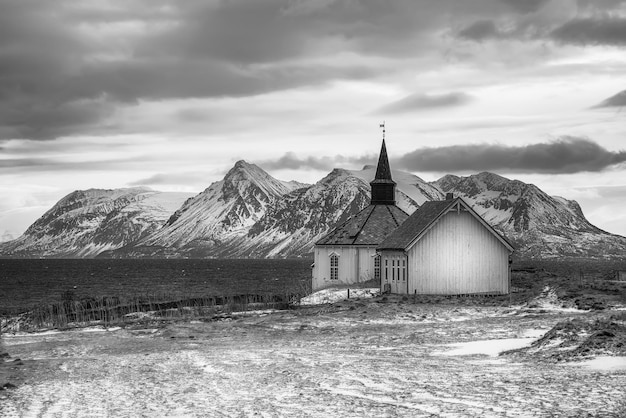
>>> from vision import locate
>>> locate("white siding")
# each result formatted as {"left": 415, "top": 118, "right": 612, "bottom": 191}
{"left": 312, "top": 246, "right": 378, "bottom": 291}
{"left": 404, "top": 210, "right": 509, "bottom": 295}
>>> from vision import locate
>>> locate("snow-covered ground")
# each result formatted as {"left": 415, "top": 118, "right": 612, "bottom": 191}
{"left": 299, "top": 287, "right": 379, "bottom": 305}
{"left": 1, "top": 302, "right": 625, "bottom": 417}
{"left": 432, "top": 331, "right": 545, "bottom": 357}
{"left": 578, "top": 356, "right": 626, "bottom": 371}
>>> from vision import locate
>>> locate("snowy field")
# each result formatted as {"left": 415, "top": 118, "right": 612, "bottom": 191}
{"left": 1, "top": 297, "right": 626, "bottom": 417}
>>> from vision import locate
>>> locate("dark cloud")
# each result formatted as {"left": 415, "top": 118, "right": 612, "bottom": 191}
{"left": 247, "top": 137, "right": 626, "bottom": 175}
{"left": 551, "top": 17, "right": 626, "bottom": 46}
{"left": 257, "top": 152, "right": 354, "bottom": 172}
{"left": 0, "top": 156, "right": 144, "bottom": 173}
{"left": 458, "top": 20, "right": 502, "bottom": 41}
{"left": 0, "top": 99, "right": 116, "bottom": 140}
{"left": 592, "top": 90, "right": 626, "bottom": 108}
{"left": 497, "top": 0, "right": 551, "bottom": 13}
{"left": 395, "top": 137, "right": 626, "bottom": 174}
{"left": 2, "top": 0, "right": 626, "bottom": 141}
{"left": 378, "top": 92, "right": 472, "bottom": 114}
{"left": 1, "top": 0, "right": 428, "bottom": 140}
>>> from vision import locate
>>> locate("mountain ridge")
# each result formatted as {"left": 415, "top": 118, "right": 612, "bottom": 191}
{"left": 1, "top": 163, "right": 624, "bottom": 260}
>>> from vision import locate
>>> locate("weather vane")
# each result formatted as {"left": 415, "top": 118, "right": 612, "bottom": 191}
{"left": 380, "top": 121, "right": 385, "bottom": 140}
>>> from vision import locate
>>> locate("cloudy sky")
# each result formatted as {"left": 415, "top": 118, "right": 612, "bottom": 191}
{"left": 1, "top": 0, "right": 626, "bottom": 239}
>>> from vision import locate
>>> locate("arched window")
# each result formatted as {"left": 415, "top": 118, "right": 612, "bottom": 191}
{"left": 374, "top": 255, "right": 381, "bottom": 281}
{"left": 330, "top": 254, "right": 339, "bottom": 280}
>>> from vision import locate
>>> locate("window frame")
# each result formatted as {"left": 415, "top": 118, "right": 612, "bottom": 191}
{"left": 374, "top": 254, "right": 381, "bottom": 281}
{"left": 330, "top": 253, "right": 339, "bottom": 281}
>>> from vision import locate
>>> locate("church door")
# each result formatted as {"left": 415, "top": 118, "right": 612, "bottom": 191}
{"left": 388, "top": 255, "right": 407, "bottom": 294}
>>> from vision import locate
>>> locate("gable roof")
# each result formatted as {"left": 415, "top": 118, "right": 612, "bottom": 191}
{"left": 377, "top": 197, "right": 514, "bottom": 252}
{"left": 316, "top": 204, "right": 409, "bottom": 246}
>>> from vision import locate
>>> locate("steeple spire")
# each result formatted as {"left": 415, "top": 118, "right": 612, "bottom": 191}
{"left": 374, "top": 138, "right": 393, "bottom": 181}
{"left": 370, "top": 123, "right": 396, "bottom": 205}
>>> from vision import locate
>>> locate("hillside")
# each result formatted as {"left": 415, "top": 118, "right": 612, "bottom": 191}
{"left": 0, "top": 188, "right": 194, "bottom": 258}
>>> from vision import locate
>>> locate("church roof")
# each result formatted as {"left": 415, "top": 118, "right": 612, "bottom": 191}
{"left": 316, "top": 204, "right": 409, "bottom": 246}
{"left": 378, "top": 197, "right": 514, "bottom": 251}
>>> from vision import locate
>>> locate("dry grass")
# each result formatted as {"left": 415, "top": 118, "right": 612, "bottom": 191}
{"left": 2, "top": 290, "right": 309, "bottom": 332}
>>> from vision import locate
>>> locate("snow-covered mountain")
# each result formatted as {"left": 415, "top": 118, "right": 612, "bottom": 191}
{"left": 101, "top": 164, "right": 442, "bottom": 258}
{"left": 2, "top": 162, "right": 624, "bottom": 260}
{"left": 99, "top": 160, "right": 307, "bottom": 258}
{"left": 0, "top": 188, "right": 194, "bottom": 258}
{"left": 435, "top": 172, "right": 626, "bottom": 259}
{"left": 244, "top": 166, "right": 443, "bottom": 258}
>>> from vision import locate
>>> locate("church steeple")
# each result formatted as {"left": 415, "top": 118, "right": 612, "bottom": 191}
{"left": 370, "top": 137, "right": 396, "bottom": 205}
{"left": 374, "top": 139, "right": 393, "bottom": 181}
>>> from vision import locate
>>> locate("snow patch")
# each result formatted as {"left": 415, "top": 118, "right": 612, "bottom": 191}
{"left": 576, "top": 356, "right": 626, "bottom": 371}
{"left": 300, "top": 288, "right": 379, "bottom": 305}
{"left": 432, "top": 337, "right": 539, "bottom": 357}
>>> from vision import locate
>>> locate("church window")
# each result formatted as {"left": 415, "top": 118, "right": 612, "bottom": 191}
{"left": 385, "top": 259, "right": 389, "bottom": 281}
{"left": 374, "top": 255, "right": 381, "bottom": 281}
{"left": 330, "top": 254, "right": 339, "bottom": 280}
{"left": 402, "top": 258, "right": 406, "bottom": 281}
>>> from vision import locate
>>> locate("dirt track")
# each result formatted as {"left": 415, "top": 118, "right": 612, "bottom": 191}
{"left": 1, "top": 301, "right": 626, "bottom": 417}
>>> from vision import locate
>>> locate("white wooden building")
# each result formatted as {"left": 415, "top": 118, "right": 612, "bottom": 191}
{"left": 312, "top": 140, "right": 409, "bottom": 291}
{"left": 377, "top": 196, "right": 514, "bottom": 295}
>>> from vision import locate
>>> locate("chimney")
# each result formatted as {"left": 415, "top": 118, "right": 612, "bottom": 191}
{"left": 445, "top": 193, "right": 454, "bottom": 200}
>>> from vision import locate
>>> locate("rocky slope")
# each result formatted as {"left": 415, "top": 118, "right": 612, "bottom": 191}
{"left": 99, "top": 161, "right": 307, "bottom": 258}
{"left": 0, "top": 188, "right": 194, "bottom": 258}
{"left": 244, "top": 166, "right": 443, "bottom": 258}
{"left": 435, "top": 172, "right": 626, "bottom": 259}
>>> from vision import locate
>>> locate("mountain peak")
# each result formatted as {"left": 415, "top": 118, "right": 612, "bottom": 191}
{"left": 472, "top": 172, "right": 509, "bottom": 187}
{"left": 318, "top": 168, "right": 353, "bottom": 185}
{"left": 225, "top": 160, "right": 266, "bottom": 181}
{"left": 234, "top": 159, "right": 251, "bottom": 168}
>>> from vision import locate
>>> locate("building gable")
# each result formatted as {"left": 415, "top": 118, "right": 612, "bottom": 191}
{"left": 378, "top": 197, "right": 514, "bottom": 252}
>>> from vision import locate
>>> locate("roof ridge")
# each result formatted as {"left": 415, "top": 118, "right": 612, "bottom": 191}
{"left": 351, "top": 204, "right": 377, "bottom": 242}
{"left": 385, "top": 204, "right": 399, "bottom": 226}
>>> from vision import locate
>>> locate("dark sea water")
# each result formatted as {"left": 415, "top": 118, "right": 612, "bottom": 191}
{"left": 0, "top": 258, "right": 312, "bottom": 314}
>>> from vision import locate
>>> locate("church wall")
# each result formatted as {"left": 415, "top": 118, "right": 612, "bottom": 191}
{"left": 403, "top": 211, "right": 509, "bottom": 295}
{"left": 312, "top": 246, "right": 378, "bottom": 291}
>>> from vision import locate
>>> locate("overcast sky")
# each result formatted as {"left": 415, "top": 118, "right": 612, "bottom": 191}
{"left": 1, "top": 0, "right": 626, "bottom": 239}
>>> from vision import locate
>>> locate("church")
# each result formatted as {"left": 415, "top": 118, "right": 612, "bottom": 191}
{"left": 311, "top": 139, "right": 409, "bottom": 291}
{"left": 312, "top": 136, "right": 514, "bottom": 295}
